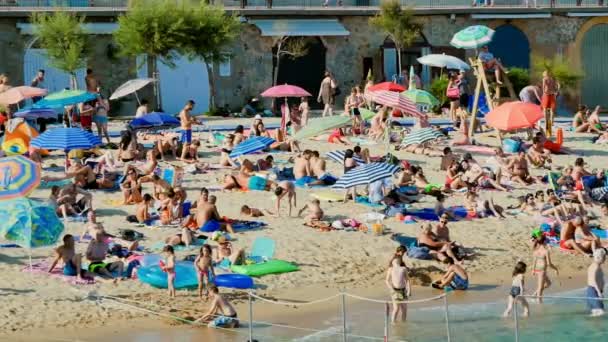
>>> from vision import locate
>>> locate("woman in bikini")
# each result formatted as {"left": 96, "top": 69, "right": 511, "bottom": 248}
{"left": 445, "top": 160, "right": 467, "bottom": 190}
{"left": 219, "top": 134, "right": 238, "bottom": 168}
{"left": 572, "top": 105, "right": 601, "bottom": 133}
{"left": 531, "top": 233, "right": 559, "bottom": 303}
{"left": 120, "top": 168, "right": 143, "bottom": 204}
{"left": 508, "top": 151, "right": 535, "bottom": 185}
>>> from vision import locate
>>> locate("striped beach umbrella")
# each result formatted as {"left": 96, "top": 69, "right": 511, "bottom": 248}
{"left": 401, "top": 128, "right": 446, "bottom": 147}
{"left": 129, "top": 112, "right": 180, "bottom": 130}
{"left": 0, "top": 156, "right": 41, "bottom": 201}
{"left": 30, "top": 127, "right": 101, "bottom": 152}
{"left": 0, "top": 86, "right": 48, "bottom": 105}
{"left": 293, "top": 115, "right": 351, "bottom": 141}
{"left": 0, "top": 198, "right": 64, "bottom": 248}
{"left": 402, "top": 89, "right": 439, "bottom": 107}
{"left": 333, "top": 162, "right": 400, "bottom": 189}
{"left": 326, "top": 150, "right": 366, "bottom": 165}
{"left": 450, "top": 25, "right": 495, "bottom": 49}
{"left": 34, "top": 89, "right": 97, "bottom": 109}
{"left": 368, "top": 90, "right": 424, "bottom": 118}
{"left": 229, "top": 136, "right": 275, "bottom": 158}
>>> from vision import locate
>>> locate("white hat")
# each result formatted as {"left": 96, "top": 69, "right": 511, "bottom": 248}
{"left": 254, "top": 114, "right": 262, "bottom": 120}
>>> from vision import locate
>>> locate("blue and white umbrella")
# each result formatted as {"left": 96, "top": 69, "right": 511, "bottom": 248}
{"left": 229, "top": 136, "right": 275, "bottom": 158}
{"left": 30, "top": 127, "right": 102, "bottom": 152}
{"left": 333, "top": 162, "right": 400, "bottom": 189}
{"left": 129, "top": 112, "right": 180, "bottom": 130}
{"left": 401, "top": 128, "right": 446, "bottom": 147}
{"left": 326, "top": 150, "right": 366, "bottom": 165}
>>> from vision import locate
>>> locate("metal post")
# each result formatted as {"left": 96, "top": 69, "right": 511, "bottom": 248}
{"left": 341, "top": 293, "right": 347, "bottom": 342}
{"left": 384, "top": 302, "right": 389, "bottom": 342}
{"left": 443, "top": 294, "right": 451, "bottom": 342}
{"left": 513, "top": 296, "right": 519, "bottom": 342}
{"left": 248, "top": 292, "right": 254, "bottom": 342}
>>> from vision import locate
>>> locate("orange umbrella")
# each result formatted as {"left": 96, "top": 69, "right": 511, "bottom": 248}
{"left": 0, "top": 86, "right": 48, "bottom": 105}
{"left": 485, "top": 101, "right": 543, "bottom": 131}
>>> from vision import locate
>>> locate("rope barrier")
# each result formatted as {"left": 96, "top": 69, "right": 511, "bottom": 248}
{"left": 518, "top": 295, "right": 608, "bottom": 301}
{"left": 344, "top": 292, "right": 447, "bottom": 305}
{"left": 248, "top": 291, "right": 343, "bottom": 306}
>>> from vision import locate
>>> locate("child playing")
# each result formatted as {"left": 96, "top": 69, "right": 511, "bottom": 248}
{"left": 298, "top": 199, "right": 324, "bottom": 224}
{"left": 503, "top": 261, "right": 530, "bottom": 317}
{"left": 587, "top": 248, "right": 605, "bottom": 317}
{"left": 161, "top": 245, "right": 176, "bottom": 298}
{"left": 136, "top": 194, "right": 153, "bottom": 224}
{"left": 195, "top": 244, "right": 216, "bottom": 300}
{"left": 240, "top": 205, "right": 265, "bottom": 218}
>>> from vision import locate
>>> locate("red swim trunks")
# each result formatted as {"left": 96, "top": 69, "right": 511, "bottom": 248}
{"left": 559, "top": 240, "right": 572, "bottom": 250}
{"left": 541, "top": 94, "right": 556, "bottom": 111}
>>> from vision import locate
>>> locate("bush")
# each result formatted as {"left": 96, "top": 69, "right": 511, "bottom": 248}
{"left": 429, "top": 75, "right": 448, "bottom": 112}
{"left": 507, "top": 67, "right": 530, "bottom": 95}
{"left": 532, "top": 54, "right": 584, "bottom": 96}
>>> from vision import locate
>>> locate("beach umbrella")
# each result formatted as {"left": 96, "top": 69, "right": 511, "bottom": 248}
{"left": 401, "top": 128, "right": 446, "bottom": 147}
{"left": 417, "top": 54, "right": 470, "bottom": 70}
{"left": 34, "top": 89, "right": 97, "bottom": 109}
{"left": 326, "top": 150, "right": 366, "bottom": 165}
{"left": 229, "top": 136, "right": 276, "bottom": 158}
{"left": 402, "top": 89, "right": 439, "bottom": 107}
{"left": 128, "top": 112, "right": 180, "bottom": 130}
{"left": 358, "top": 108, "right": 377, "bottom": 121}
{"left": 0, "top": 86, "right": 48, "bottom": 105}
{"left": 110, "top": 78, "right": 155, "bottom": 104}
{"left": 367, "top": 82, "right": 406, "bottom": 93}
{"left": 13, "top": 108, "right": 57, "bottom": 120}
{"left": 261, "top": 84, "right": 312, "bottom": 131}
{"left": 0, "top": 156, "right": 41, "bottom": 201}
{"left": 30, "top": 127, "right": 101, "bottom": 152}
{"left": 333, "top": 162, "right": 400, "bottom": 189}
{"left": 485, "top": 101, "right": 544, "bottom": 131}
{"left": 1, "top": 138, "right": 28, "bottom": 156}
{"left": 0, "top": 198, "right": 64, "bottom": 268}
{"left": 368, "top": 90, "right": 423, "bottom": 118}
{"left": 293, "top": 115, "right": 351, "bottom": 141}
{"left": 450, "top": 25, "right": 495, "bottom": 49}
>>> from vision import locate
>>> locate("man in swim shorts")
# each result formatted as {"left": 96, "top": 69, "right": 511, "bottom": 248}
{"left": 195, "top": 195, "right": 234, "bottom": 234}
{"left": 48, "top": 234, "right": 83, "bottom": 280}
{"left": 179, "top": 100, "right": 198, "bottom": 161}
{"left": 86, "top": 232, "right": 124, "bottom": 281}
{"left": 196, "top": 285, "right": 239, "bottom": 328}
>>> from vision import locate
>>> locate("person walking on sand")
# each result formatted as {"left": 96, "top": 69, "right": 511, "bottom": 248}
{"left": 318, "top": 71, "right": 337, "bottom": 117}
{"left": 179, "top": 100, "right": 198, "bottom": 161}
{"left": 161, "top": 245, "right": 176, "bottom": 298}
{"left": 386, "top": 256, "right": 411, "bottom": 324}
{"left": 530, "top": 231, "right": 559, "bottom": 303}
{"left": 503, "top": 261, "right": 530, "bottom": 317}
{"left": 541, "top": 69, "right": 560, "bottom": 136}
{"left": 587, "top": 248, "right": 605, "bottom": 317}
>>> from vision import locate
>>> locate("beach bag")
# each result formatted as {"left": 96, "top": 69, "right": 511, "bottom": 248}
{"left": 446, "top": 87, "right": 460, "bottom": 98}
{"left": 502, "top": 138, "right": 521, "bottom": 153}
{"left": 407, "top": 245, "right": 432, "bottom": 260}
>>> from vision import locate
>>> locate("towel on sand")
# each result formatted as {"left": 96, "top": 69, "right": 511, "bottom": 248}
{"left": 23, "top": 260, "right": 95, "bottom": 285}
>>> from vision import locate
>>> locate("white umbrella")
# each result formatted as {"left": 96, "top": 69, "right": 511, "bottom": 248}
{"left": 109, "top": 78, "right": 156, "bottom": 104}
{"left": 417, "top": 54, "right": 470, "bottom": 70}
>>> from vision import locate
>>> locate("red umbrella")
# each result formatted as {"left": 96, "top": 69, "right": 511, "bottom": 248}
{"left": 485, "top": 101, "right": 543, "bottom": 131}
{"left": 261, "top": 84, "right": 311, "bottom": 131}
{"left": 367, "top": 82, "right": 406, "bottom": 93}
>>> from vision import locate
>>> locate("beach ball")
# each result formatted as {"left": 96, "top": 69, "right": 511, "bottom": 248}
{"left": 395, "top": 213, "right": 405, "bottom": 221}
{"left": 2, "top": 138, "right": 27, "bottom": 156}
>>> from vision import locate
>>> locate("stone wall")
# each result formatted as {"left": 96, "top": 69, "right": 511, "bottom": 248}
{"left": 0, "top": 18, "right": 26, "bottom": 86}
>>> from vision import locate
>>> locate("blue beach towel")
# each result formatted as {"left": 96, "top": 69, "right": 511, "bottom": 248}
{"left": 405, "top": 206, "right": 468, "bottom": 221}
{"left": 355, "top": 196, "right": 385, "bottom": 208}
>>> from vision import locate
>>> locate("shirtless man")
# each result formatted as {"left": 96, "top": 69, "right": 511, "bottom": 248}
{"left": 434, "top": 214, "right": 451, "bottom": 242}
{"left": 136, "top": 194, "right": 153, "bottom": 223}
{"left": 195, "top": 285, "right": 239, "bottom": 328}
{"left": 68, "top": 160, "right": 114, "bottom": 190}
{"left": 560, "top": 216, "right": 595, "bottom": 255}
{"left": 139, "top": 174, "right": 172, "bottom": 200}
{"left": 85, "top": 68, "right": 100, "bottom": 93}
{"left": 272, "top": 180, "right": 296, "bottom": 217}
{"left": 527, "top": 136, "right": 551, "bottom": 168}
{"left": 294, "top": 150, "right": 312, "bottom": 181}
{"left": 417, "top": 223, "right": 461, "bottom": 263}
{"left": 191, "top": 187, "right": 209, "bottom": 210}
{"left": 306, "top": 151, "right": 338, "bottom": 187}
{"left": 59, "top": 183, "right": 93, "bottom": 212}
{"left": 185, "top": 195, "right": 234, "bottom": 234}
{"left": 48, "top": 234, "right": 83, "bottom": 280}
{"left": 440, "top": 147, "right": 459, "bottom": 171}
{"left": 178, "top": 100, "right": 198, "bottom": 161}
{"left": 86, "top": 231, "right": 124, "bottom": 281}
{"left": 156, "top": 134, "right": 178, "bottom": 161}
{"left": 433, "top": 257, "right": 469, "bottom": 290}
{"left": 124, "top": 150, "right": 158, "bottom": 176}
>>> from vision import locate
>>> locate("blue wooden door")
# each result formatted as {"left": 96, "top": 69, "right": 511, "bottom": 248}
{"left": 158, "top": 54, "right": 209, "bottom": 115}
{"left": 488, "top": 25, "right": 530, "bottom": 70}
{"left": 582, "top": 24, "right": 608, "bottom": 109}
{"left": 23, "top": 48, "right": 86, "bottom": 91}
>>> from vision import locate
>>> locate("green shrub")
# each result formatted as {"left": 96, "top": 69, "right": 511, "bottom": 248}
{"left": 507, "top": 67, "right": 530, "bottom": 95}
{"left": 429, "top": 75, "right": 448, "bottom": 112}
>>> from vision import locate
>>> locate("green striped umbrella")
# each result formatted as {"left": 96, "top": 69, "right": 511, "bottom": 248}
{"left": 293, "top": 115, "right": 351, "bottom": 140}
{"left": 450, "top": 25, "right": 495, "bottom": 49}
{"left": 402, "top": 89, "right": 439, "bottom": 107}
{"left": 358, "top": 108, "right": 377, "bottom": 121}
{"left": 401, "top": 128, "right": 445, "bottom": 147}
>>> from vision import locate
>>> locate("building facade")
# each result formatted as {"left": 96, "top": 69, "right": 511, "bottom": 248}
{"left": 1, "top": 2, "right": 608, "bottom": 114}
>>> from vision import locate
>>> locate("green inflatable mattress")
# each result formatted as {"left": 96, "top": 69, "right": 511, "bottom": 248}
{"left": 231, "top": 259, "right": 299, "bottom": 277}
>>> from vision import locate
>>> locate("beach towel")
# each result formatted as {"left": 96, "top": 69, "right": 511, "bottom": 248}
{"left": 232, "top": 220, "right": 267, "bottom": 231}
{"left": 355, "top": 196, "right": 385, "bottom": 208}
{"left": 23, "top": 261, "right": 95, "bottom": 285}
{"left": 38, "top": 179, "right": 72, "bottom": 189}
{"left": 391, "top": 233, "right": 416, "bottom": 247}
{"left": 405, "top": 207, "right": 468, "bottom": 221}
{"left": 103, "top": 198, "right": 124, "bottom": 206}
{"left": 295, "top": 176, "right": 318, "bottom": 188}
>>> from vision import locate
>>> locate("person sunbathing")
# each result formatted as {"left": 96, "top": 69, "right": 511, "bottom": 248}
{"left": 328, "top": 128, "right": 348, "bottom": 145}
{"left": 555, "top": 166, "right": 593, "bottom": 210}
{"left": 417, "top": 223, "right": 462, "bottom": 263}
{"left": 464, "top": 190, "right": 506, "bottom": 218}
{"left": 58, "top": 183, "right": 93, "bottom": 213}
{"left": 240, "top": 205, "right": 270, "bottom": 218}
{"left": 123, "top": 150, "right": 158, "bottom": 177}
{"left": 401, "top": 141, "right": 444, "bottom": 156}
{"left": 527, "top": 136, "right": 552, "bottom": 168}
{"left": 182, "top": 139, "right": 201, "bottom": 163}
{"left": 269, "top": 129, "right": 301, "bottom": 152}
{"left": 445, "top": 160, "right": 467, "bottom": 190}
{"left": 214, "top": 237, "right": 245, "bottom": 267}
{"left": 306, "top": 151, "right": 338, "bottom": 187}
{"left": 48, "top": 234, "right": 84, "bottom": 280}
{"left": 156, "top": 134, "right": 179, "bottom": 161}
{"left": 560, "top": 216, "right": 595, "bottom": 255}
{"left": 257, "top": 155, "right": 274, "bottom": 171}
{"left": 519, "top": 193, "right": 542, "bottom": 215}
{"left": 68, "top": 159, "right": 115, "bottom": 190}
{"left": 462, "top": 159, "right": 507, "bottom": 192}
{"left": 120, "top": 168, "right": 143, "bottom": 204}
{"left": 440, "top": 147, "right": 459, "bottom": 171}
{"left": 86, "top": 231, "right": 124, "bottom": 281}
{"left": 412, "top": 166, "right": 446, "bottom": 196}
{"left": 165, "top": 227, "right": 198, "bottom": 247}
{"left": 219, "top": 134, "right": 238, "bottom": 168}
{"left": 369, "top": 107, "right": 389, "bottom": 141}
{"left": 507, "top": 151, "right": 536, "bottom": 185}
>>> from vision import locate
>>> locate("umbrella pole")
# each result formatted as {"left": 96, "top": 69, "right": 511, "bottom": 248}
{"left": 134, "top": 91, "right": 142, "bottom": 106}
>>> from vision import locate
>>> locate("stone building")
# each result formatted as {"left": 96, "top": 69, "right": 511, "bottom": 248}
{"left": 1, "top": 2, "right": 608, "bottom": 114}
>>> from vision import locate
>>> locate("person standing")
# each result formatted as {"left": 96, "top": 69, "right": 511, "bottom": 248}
{"left": 318, "top": 71, "right": 336, "bottom": 117}
{"left": 179, "top": 100, "right": 197, "bottom": 161}
{"left": 0, "top": 74, "right": 13, "bottom": 119}
{"left": 298, "top": 97, "right": 310, "bottom": 127}
{"left": 457, "top": 70, "right": 470, "bottom": 115}
{"left": 587, "top": 248, "right": 605, "bottom": 317}
{"left": 446, "top": 72, "right": 461, "bottom": 124}
{"left": 94, "top": 93, "right": 111, "bottom": 144}
{"left": 519, "top": 85, "right": 542, "bottom": 105}
{"left": 385, "top": 256, "right": 411, "bottom": 324}
{"left": 30, "top": 69, "right": 46, "bottom": 103}
{"left": 541, "top": 69, "right": 560, "bottom": 136}
{"left": 78, "top": 100, "right": 95, "bottom": 132}
{"left": 85, "top": 68, "right": 100, "bottom": 93}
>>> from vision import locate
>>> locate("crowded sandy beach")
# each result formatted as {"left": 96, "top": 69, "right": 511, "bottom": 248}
{"left": 2, "top": 2, "right": 608, "bottom": 341}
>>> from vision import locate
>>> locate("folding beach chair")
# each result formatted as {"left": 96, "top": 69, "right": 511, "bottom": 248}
{"left": 247, "top": 237, "right": 276, "bottom": 264}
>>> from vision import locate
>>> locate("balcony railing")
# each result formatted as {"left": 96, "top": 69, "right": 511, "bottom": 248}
{"left": 0, "top": 0, "right": 606, "bottom": 10}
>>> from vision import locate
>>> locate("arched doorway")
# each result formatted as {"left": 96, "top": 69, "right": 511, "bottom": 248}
{"left": 274, "top": 37, "right": 326, "bottom": 109}
{"left": 581, "top": 24, "right": 608, "bottom": 108}
{"left": 381, "top": 34, "right": 431, "bottom": 86}
{"left": 488, "top": 25, "right": 530, "bottom": 69}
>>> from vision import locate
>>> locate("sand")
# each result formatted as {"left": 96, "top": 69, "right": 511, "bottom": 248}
{"left": 0, "top": 115, "right": 605, "bottom": 340}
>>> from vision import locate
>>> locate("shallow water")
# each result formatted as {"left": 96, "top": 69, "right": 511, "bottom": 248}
{"left": 90, "top": 288, "right": 608, "bottom": 342}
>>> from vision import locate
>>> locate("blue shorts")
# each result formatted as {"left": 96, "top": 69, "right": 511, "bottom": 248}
{"left": 180, "top": 129, "right": 192, "bottom": 144}
{"left": 200, "top": 219, "right": 221, "bottom": 232}
{"left": 208, "top": 314, "right": 238, "bottom": 328}
{"left": 586, "top": 286, "right": 605, "bottom": 311}
{"left": 248, "top": 176, "right": 267, "bottom": 191}
{"left": 63, "top": 260, "right": 78, "bottom": 276}
{"left": 449, "top": 274, "right": 469, "bottom": 290}
{"left": 319, "top": 174, "right": 337, "bottom": 185}
{"left": 295, "top": 176, "right": 316, "bottom": 187}
{"left": 93, "top": 115, "right": 108, "bottom": 124}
